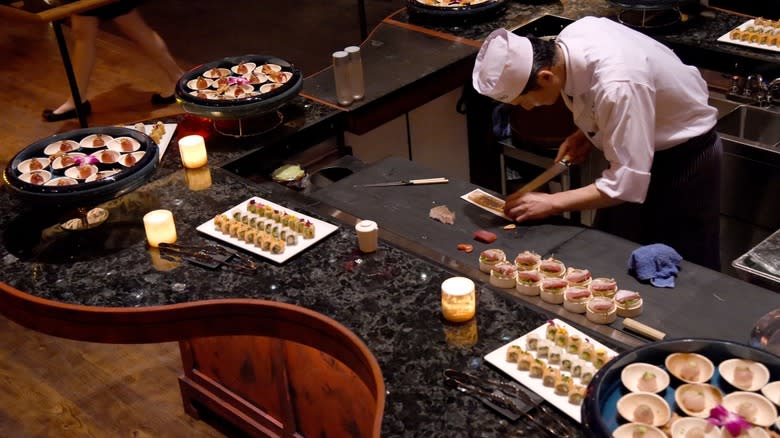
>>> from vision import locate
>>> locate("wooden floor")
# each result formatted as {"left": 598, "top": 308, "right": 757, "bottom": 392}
{"left": 0, "top": 18, "right": 222, "bottom": 438}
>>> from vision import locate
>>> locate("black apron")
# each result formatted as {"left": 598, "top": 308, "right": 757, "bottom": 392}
{"left": 593, "top": 129, "right": 722, "bottom": 270}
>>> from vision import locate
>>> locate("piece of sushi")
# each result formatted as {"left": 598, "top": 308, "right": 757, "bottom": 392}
{"left": 563, "top": 286, "right": 592, "bottom": 314}
{"left": 513, "top": 250, "right": 541, "bottom": 271}
{"left": 489, "top": 261, "right": 517, "bottom": 289}
{"left": 540, "top": 277, "right": 567, "bottom": 304}
{"left": 614, "top": 289, "right": 643, "bottom": 318}
{"left": 506, "top": 345, "right": 523, "bottom": 363}
{"left": 565, "top": 267, "right": 591, "bottom": 287}
{"left": 479, "top": 248, "right": 506, "bottom": 274}
{"left": 586, "top": 296, "right": 617, "bottom": 325}
{"left": 539, "top": 257, "right": 566, "bottom": 278}
{"left": 542, "top": 366, "right": 560, "bottom": 387}
{"left": 515, "top": 269, "right": 542, "bottom": 296}
{"left": 517, "top": 351, "right": 533, "bottom": 371}
{"left": 590, "top": 277, "right": 618, "bottom": 298}
{"left": 568, "top": 385, "right": 586, "bottom": 405}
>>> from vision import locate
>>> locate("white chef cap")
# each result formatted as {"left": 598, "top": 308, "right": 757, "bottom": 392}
{"left": 472, "top": 28, "right": 533, "bottom": 104}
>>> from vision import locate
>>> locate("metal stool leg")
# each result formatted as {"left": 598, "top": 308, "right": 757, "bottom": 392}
{"left": 52, "top": 19, "right": 88, "bottom": 128}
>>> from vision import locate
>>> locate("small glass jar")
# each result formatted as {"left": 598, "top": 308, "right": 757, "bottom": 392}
{"left": 344, "top": 46, "right": 365, "bottom": 101}
{"left": 332, "top": 50, "right": 353, "bottom": 106}
{"left": 441, "top": 277, "right": 476, "bottom": 323}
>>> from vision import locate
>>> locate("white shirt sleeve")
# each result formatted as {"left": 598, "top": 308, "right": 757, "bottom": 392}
{"left": 593, "top": 82, "right": 655, "bottom": 203}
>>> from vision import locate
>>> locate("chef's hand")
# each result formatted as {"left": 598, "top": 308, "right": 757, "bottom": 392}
{"left": 556, "top": 129, "right": 592, "bottom": 164}
{"left": 504, "top": 191, "right": 557, "bottom": 223}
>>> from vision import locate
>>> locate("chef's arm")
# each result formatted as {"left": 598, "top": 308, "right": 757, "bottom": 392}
{"left": 548, "top": 183, "right": 623, "bottom": 215}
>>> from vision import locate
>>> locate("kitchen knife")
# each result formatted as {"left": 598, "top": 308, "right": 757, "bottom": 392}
{"left": 513, "top": 158, "right": 571, "bottom": 195}
{"left": 354, "top": 177, "right": 449, "bottom": 187}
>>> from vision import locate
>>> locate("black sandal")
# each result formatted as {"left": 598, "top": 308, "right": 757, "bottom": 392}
{"left": 151, "top": 93, "right": 176, "bottom": 105}
{"left": 42, "top": 101, "right": 91, "bottom": 122}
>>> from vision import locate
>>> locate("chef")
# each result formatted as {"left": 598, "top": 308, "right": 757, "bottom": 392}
{"left": 472, "top": 17, "right": 722, "bottom": 270}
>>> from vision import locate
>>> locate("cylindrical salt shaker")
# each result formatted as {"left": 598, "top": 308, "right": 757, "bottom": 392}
{"left": 332, "top": 51, "right": 353, "bottom": 106}
{"left": 344, "top": 46, "right": 365, "bottom": 101}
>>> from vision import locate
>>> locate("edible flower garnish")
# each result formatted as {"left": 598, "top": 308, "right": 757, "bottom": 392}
{"left": 227, "top": 76, "right": 249, "bottom": 86}
{"left": 73, "top": 156, "right": 99, "bottom": 166}
{"left": 707, "top": 404, "right": 751, "bottom": 436}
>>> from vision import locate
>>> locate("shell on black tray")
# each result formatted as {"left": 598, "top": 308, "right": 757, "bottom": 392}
{"left": 51, "top": 152, "right": 87, "bottom": 170}
{"left": 90, "top": 149, "right": 121, "bottom": 164}
{"left": 267, "top": 70, "right": 293, "bottom": 84}
{"left": 256, "top": 63, "right": 282, "bottom": 75}
{"left": 43, "top": 140, "right": 80, "bottom": 155}
{"left": 64, "top": 164, "right": 99, "bottom": 180}
{"left": 19, "top": 170, "right": 52, "bottom": 185}
{"left": 243, "top": 72, "right": 268, "bottom": 85}
{"left": 231, "top": 62, "right": 256, "bottom": 75}
{"left": 119, "top": 151, "right": 145, "bottom": 167}
{"left": 79, "top": 133, "right": 113, "bottom": 149}
{"left": 17, "top": 157, "right": 51, "bottom": 173}
{"left": 223, "top": 84, "right": 255, "bottom": 99}
{"left": 85, "top": 169, "right": 121, "bottom": 183}
{"left": 202, "top": 67, "right": 231, "bottom": 79}
{"left": 106, "top": 136, "right": 141, "bottom": 153}
{"left": 260, "top": 82, "right": 284, "bottom": 94}
{"left": 187, "top": 77, "right": 213, "bottom": 90}
{"left": 44, "top": 177, "right": 79, "bottom": 186}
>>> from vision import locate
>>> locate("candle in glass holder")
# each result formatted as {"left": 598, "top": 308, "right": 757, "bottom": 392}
{"left": 178, "top": 135, "right": 208, "bottom": 168}
{"left": 143, "top": 209, "right": 177, "bottom": 247}
{"left": 441, "top": 277, "right": 476, "bottom": 323}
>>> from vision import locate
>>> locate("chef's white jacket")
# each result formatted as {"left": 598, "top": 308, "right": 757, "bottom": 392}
{"left": 557, "top": 17, "right": 717, "bottom": 203}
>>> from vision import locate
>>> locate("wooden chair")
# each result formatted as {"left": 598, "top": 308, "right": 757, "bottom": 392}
{"left": 0, "top": 282, "right": 385, "bottom": 437}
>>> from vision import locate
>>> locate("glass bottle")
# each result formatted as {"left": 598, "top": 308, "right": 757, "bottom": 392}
{"left": 344, "top": 46, "right": 365, "bottom": 101}
{"left": 332, "top": 51, "right": 352, "bottom": 106}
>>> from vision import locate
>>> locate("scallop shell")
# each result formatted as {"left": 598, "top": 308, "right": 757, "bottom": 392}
{"left": 202, "top": 67, "right": 231, "bottom": 79}
{"left": 231, "top": 62, "right": 256, "bottom": 75}
{"left": 674, "top": 383, "right": 724, "bottom": 417}
{"left": 43, "top": 139, "right": 80, "bottom": 155}
{"left": 721, "top": 391, "right": 777, "bottom": 427}
{"left": 223, "top": 84, "right": 254, "bottom": 99}
{"left": 79, "top": 134, "right": 114, "bottom": 149}
{"left": 616, "top": 392, "right": 671, "bottom": 427}
{"left": 621, "top": 363, "right": 670, "bottom": 393}
{"left": 64, "top": 164, "right": 99, "bottom": 180}
{"left": 84, "top": 169, "right": 121, "bottom": 183}
{"left": 256, "top": 63, "right": 282, "bottom": 74}
{"left": 259, "top": 82, "right": 284, "bottom": 94}
{"left": 189, "top": 89, "right": 219, "bottom": 100}
{"left": 60, "top": 208, "right": 109, "bottom": 231}
{"left": 669, "top": 417, "right": 720, "bottom": 438}
{"left": 50, "top": 152, "right": 87, "bottom": 170}
{"left": 187, "top": 77, "right": 213, "bottom": 90}
{"left": 759, "top": 381, "right": 780, "bottom": 406}
{"left": 612, "top": 423, "right": 666, "bottom": 438}
{"left": 665, "top": 352, "right": 714, "bottom": 384}
{"left": 106, "top": 137, "right": 141, "bottom": 153}
{"left": 44, "top": 177, "right": 79, "bottom": 187}
{"left": 17, "top": 157, "right": 51, "bottom": 173}
{"left": 90, "top": 149, "right": 121, "bottom": 164}
{"left": 719, "top": 358, "right": 770, "bottom": 392}
{"left": 18, "top": 170, "right": 52, "bottom": 185}
{"left": 119, "top": 151, "right": 145, "bottom": 167}
{"left": 243, "top": 72, "right": 268, "bottom": 84}
{"left": 267, "top": 70, "right": 293, "bottom": 84}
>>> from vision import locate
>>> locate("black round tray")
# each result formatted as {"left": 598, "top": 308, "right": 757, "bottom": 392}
{"left": 581, "top": 338, "right": 780, "bottom": 437}
{"left": 175, "top": 54, "right": 303, "bottom": 120}
{"left": 407, "top": 0, "right": 506, "bottom": 25}
{"left": 2, "top": 126, "right": 159, "bottom": 207}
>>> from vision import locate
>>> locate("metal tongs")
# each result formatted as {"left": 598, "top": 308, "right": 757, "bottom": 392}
{"left": 443, "top": 369, "right": 573, "bottom": 437}
{"left": 158, "top": 242, "right": 258, "bottom": 274}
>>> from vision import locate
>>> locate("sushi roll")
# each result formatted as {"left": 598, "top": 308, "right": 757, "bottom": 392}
{"left": 539, "top": 257, "right": 566, "bottom": 278}
{"left": 478, "top": 248, "right": 506, "bottom": 274}
{"left": 566, "top": 334, "right": 583, "bottom": 355}
{"left": 489, "top": 262, "right": 517, "bottom": 289}
{"left": 247, "top": 199, "right": 259, "bottom": 214}
{"left": 244, "top": 229, "right": 256, "bottom": 244}
{"left": 580, "top": 364, "right": 596, "bottom": 385}
{"left": 302, "top": 221, "right": 315, "bottom": 239}
{"left": 272, "top": 209, "right": 282, "bottom": 223}
{"left": 517, "top": 351, "right": 533, "bottom": 371}
{"left": 571, "top": 359, "right": 584, "bottom": 378}
{"left": 280, "top": 213, "right": 291, "bottom": 227}
{"left": 545, "top": 321, "right": 558, "bottom": 341}
{"left": 565, "top": 267, "right": 591, "bottom": 287}
{"left": 529, "top": 359, "right": 545, "bottom": 378}
{"left": 614, "top": 290, "right": 643, "bottom": 318}
{"left": 285, "top": 233, "right": 298, "bottom": 246}
{"left": 515, "top": 270, "right": 542, "bottom": 296}
{"left": 586, "top": 297, "right": 617, "bottom": 325}
{"left": 593, "top": 348, "right": 611, "bottom": 369}
{"left": 555, "top": 375, "right": 574, "bottom": 396}
{"left": 554, "top": 326, "right": 569, "bottom": 347}
{"left": 548, "top": 346, "right": 562, "bottom": 365}
{"left": 579, "top": 341, "right": 595, "bottom": 362}
{"left": 568, "top": 385, "right": 586, "bottom": 405}
{"left": 228, "top": 221, "right": 242, "bottom": 238}
{"left": 261, "top": 235, "right": 273, "bottom": 252}
{"left": 525, "top": 333, "right": 540, "bottom": 351}
{"left": 590, "top": 277, "right": 618, "bottom": 298}
{"left": 542, "top": 367, "right": 560, "bottom": 387}
{"left": 560, "top": 353, "right": 575, "bottom": 372}
{"left": 563, "top": 286, "right": 592, "bottom": 314}
{"left": 271, "top": 239, "right": 286, "bottom": 254}
{"left": 232, "top": 211, "right": 242, "bottom": 221}
{"left": 506, "top": 345, "right": 523, "bottom": 363}
{"left": 513, "top": 250, "right": 541, "bottom": 271}
{"left": 536, "top": 339, "right": 551, "bottom": 358}
{"left": 540, "top": 277, "right": 567, "bottom": 304}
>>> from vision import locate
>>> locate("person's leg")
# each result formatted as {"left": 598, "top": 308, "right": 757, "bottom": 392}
{"left": 113, "top": 10, "right": 183, "bottom": 97}
{"left": 47, "top": 15, "right": 100, "bottom": 115}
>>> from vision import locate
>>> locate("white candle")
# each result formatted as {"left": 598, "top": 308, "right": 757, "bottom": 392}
{"left": 441, "top": 277, "right": 476, "bottom": 323}
{"left": 185, "top": 167, "right": 212, "bottom": 191}
{"left": 178, "top": 135, "right": 208, "bottom": 168}
{"left": 355, "top": 219, "right": 378, "bottom": 253}
{"left": 143, "top": 209, "right": 177, "bottom": 247}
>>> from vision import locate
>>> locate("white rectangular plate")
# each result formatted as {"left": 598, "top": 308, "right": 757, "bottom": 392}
{"left": 461, "top": 188, "right": 511, "bottom": 220}
{"left": 196, "top": 196, "right": 339, "bottom": 263}
{"left": 124, "top": 123, "right": 178, "bottom": 162}
{"left": 717, "top": 19, "right": 780, "bottom": 53}
{"left": 484, "top": 318, "right": 617, "bottom": 423}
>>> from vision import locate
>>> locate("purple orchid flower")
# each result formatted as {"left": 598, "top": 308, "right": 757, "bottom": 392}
{"left": 227, "top": 76, "right": 249, "bottom": 86}
{"left": 73, "top": 156, "right": 99, "bottom": 166}
{"left": 707, "top": 404, "right": 752, "bottom": 437}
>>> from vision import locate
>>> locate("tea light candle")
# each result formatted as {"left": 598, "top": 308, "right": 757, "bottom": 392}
{"left": 178, "top": 135, "right": 208, "bottom": 168}
{"left": 355, "top": 219, "right": 378, "bottom": 253}
{"left": 441, "top": 277, "right": 476, "bottom": 323}
{"left": 143, "top": 209, "right": 177, "bottom": 247}
{"left": 185, "top": 167, "right": 212, "bottom": 191}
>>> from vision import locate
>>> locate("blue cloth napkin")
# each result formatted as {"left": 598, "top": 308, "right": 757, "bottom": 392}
{"left": 628, "top": 243, "right": 683, "bottom": 288}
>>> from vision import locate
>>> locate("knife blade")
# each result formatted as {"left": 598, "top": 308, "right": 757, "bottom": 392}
{"left": 354, "top": 177, "right": 449, "bottom": 188}
{"left": 514, "top": 158, "right": 571, "bottom": 195}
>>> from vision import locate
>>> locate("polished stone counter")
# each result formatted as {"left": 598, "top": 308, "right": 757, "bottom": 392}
{"left": 0, "top": 165, "right": 597, "bottom": 436}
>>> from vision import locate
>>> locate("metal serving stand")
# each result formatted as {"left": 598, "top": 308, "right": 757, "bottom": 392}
{"left": 733, "top": 228, "right": 780, "bottom": 292}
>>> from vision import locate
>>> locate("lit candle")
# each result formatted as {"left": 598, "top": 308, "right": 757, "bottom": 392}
{"left": 143, "top": 209, "right": 177, "bottom": 247}
{"left": 441, "top": 277, "right": 476, "bottom": 323}
{"left": 184, "top": 167, "right": 212, "bottom": 191}
{"left": 178, "top": 135, "right": 208, "bottom": 168}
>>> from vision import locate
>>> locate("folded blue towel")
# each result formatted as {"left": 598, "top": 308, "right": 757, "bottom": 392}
{"left": 628, "top": 243, "right": 683, "bottom": 288}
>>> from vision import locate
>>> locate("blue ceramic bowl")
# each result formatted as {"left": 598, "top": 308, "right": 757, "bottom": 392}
{"left": 581, "top": 338, "right": 780, "bottom": 437}
{"left": 175, "top": 54, "right": 303, "bottom": 120}
{"left": 2, "top": 126, "right": 158, "bottom": 207}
